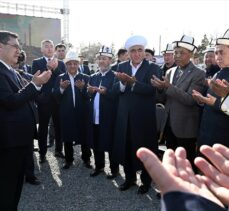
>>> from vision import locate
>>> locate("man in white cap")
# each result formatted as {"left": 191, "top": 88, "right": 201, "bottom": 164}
{"left": 151, "top": 35, "right": 205, "bottom": 169}
{"left": 87, "top": 46, "right": 119, "bottom": 178}
{"left": 112, "top": 35, "right": 160, "bottom": 194}
{"left": 53, "top": 50, "right": 91, "bottom": 169}
{"left": 192, "top": 29, "right": 229, "bottom": 149}
{"left": 203, "top": 46, "right": 220, "bottom": 78}
{"left": 160, "top": 43, "right": 176, "bottom": 77}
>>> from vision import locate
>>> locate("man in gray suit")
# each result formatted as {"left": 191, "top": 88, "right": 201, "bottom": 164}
{"left": 151, "top": 35, "right": 205, "bottom": 167}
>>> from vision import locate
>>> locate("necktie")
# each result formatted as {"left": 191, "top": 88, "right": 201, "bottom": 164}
{"left": 81, "top": 65, "right": 84, "bottom": 73}
{"left": 9, "top": 68, "right": 23, "bottom": 87}
{"left": 173, "top": 69, "right": 183, "bottom": 85}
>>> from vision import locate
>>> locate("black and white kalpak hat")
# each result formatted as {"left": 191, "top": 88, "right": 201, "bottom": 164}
{"left": 216, "top": 29, "right": 229, "bottom": 46}
{"left": 161, "top": 43, "right": 174, "bottom": 54}
{"left": 172, "top": 35, "right": 197, "bottom": 52}
{"left": 96, "top": 46, "right": 113, "bottom": 58}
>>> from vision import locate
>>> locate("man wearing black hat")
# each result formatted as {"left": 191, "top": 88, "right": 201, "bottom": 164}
{"left": 151, "top": 35, "right": 205, "bottom": 168}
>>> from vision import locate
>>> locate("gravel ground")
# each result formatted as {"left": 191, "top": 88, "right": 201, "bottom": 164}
{"left": 19, "top": 144, "right": 161, "bottom": 211}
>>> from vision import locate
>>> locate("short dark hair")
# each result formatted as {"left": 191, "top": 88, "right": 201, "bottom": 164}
{"left": 55, "top": 43, "right": 66, "bottom": 50}
{"left": 145, "top": 48, "right": 155, "bottom": 57}
{"left": 0, "top": 30, "right": 18, "bottom": 44}
{"left": 117, "top": 48, "right": 127, "bottom": 57}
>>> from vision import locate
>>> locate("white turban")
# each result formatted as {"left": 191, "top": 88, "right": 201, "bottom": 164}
{"left": 125, "top": 35, "right": 147, "bottom": 50}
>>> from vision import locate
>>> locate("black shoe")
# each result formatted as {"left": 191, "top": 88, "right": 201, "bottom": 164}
{"left": 55, "top": 151, "right": 65, "bottom": 158}
{"left": 119, "top": 180, "right": 136, "bottom": 191}
{"left": 83, "top": 161, "right": 92, "bottom": 169}
{"left": 25, "top": 176, "right": 41, "bottom": 185}
{"left": 106, "top": 172, "right": 118, "bottom": 179}
{"left": 137, "top": 185, "right": 150, "bottom": 194}
{"left": 62, "top": 162, "right": 73, "bottom": 170}
{"left": 90, "top": 168, "right": 103, "bottom": 177}
{"left": 39, "top": 155, "right": 46, "bottom": 164}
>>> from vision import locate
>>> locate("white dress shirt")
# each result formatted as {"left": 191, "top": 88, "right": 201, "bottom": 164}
{"left": 93, "top": 70, "right": 109, "bottom": 124}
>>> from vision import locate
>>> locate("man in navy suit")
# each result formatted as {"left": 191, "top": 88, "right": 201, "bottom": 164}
{"left": 0, "top": 30, "right": 51, "bottom": 210}
{"left": 78, "top": 55, "right": 91, "bottom": 75}
{"left": 112, "top": 35, "right": 160, "bottom": 194}
{"left": 32, "top": 40, "right": 66, "bottom": 163}
{"left": 53, "top": 50, "right": 91, "bottom": 169}
{"left": 87, "top": 46, "right": 119, "bottom": 178}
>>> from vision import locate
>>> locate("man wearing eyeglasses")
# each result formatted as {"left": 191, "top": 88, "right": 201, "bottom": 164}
{"left": 0, "top": 30, "right": 51, "bottom": 210}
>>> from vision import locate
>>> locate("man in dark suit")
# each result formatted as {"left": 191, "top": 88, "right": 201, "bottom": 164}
{"left": 111, "top": 48, "right": 129, "bottom": 71}
{"left": 78, "top": 55, "right": 91, "bottom": 75}
{"left": 32, "top": 39, "right": 66, "bottom": 163}
{"left": 88, "top": 46, "right": 119, "bottom": 178}
{"left": 53, "top": 50, "right": 91, "bottom": 169}
{"left": 0, "top": 30, "right": 51, "bottom": 210}
{"left": 137, "top": 144, "right": 228, "bottom": 211}
{"left": 112, "top": 35, "right": 160, "bottom": 194}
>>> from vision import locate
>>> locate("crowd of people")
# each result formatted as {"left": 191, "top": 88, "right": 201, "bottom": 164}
{"left": 0, "top": 29, "right": 229, "bottom": 211}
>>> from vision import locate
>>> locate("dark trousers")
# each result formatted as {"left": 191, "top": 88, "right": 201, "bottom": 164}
{"left": 0, "top": 146, "right": 28, "bottom": 211}
{"left": 81, "top": 144, "right": 91, "bottom": 163}
{"left": 124, "top": 122, "right": 151, "bottom": 186}
{"left": 38, "top": 101, "right": 62, "bottom": 156}
{"left": 64, "top": 142, "right": 74, "bottom": 164}
{"left": 165, "top": 121, "right": 197, "bottom": 168}
{"left": 25, "top": 143, "right": 35, "bottom": 179}
{"left": 64, "top": 143, "right": 91, "bottom": 164}
{"left": 93, "top": 125, "right": 118, "bottom": 172}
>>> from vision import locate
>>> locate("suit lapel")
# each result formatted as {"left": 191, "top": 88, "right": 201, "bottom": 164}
{"left": 176, "top": 63, "right": 194, "bottom": 86}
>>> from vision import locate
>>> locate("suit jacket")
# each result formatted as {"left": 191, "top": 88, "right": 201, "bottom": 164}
{"left": 0, "top": 62, "right": 39, "bottom": 148}
{"left": 53, "top": 72, "right": 90, "bottom": 144}
{"left": 198, "top": 67, "right": 229, "bottom": 147}
{"left": 79, "top": 65, "right": 91, "bottom": 75}
{"left": 112, "top": 59, "right": 160, "bottom": 170}
{"left": 88, "top": 70, "right": 117, "bottom": 151}
{"left": 160, "top": 62, "right": 205, "bottom": 138}
{"left": 32, "top": 57, "right": 66, "bottom": 104}
{"left": 161, "top": 191, "right": 226, "bottom": 211}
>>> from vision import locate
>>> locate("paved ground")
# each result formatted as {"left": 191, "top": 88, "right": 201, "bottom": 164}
{"left": 19, "top": 144, "right": 161, "bottom": 211}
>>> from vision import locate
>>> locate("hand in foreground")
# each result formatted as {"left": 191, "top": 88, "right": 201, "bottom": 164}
{"left": 32, "top": 70, "right": 52, "bottom": 87}
{"left": 209, "top": 79, "right": 229, "bottom": 98}
{"left": 60, "top": 79, "right": 70, "bottom": 90}
{"left": 115, "top": 72, "right": 136, "bottom": 85}
{"left": 151, "top": 75, "right": 170, "bottom": 89}
{"left": 195, "top": 144, "right": 229, "bottom": 206}
{"left": 192, "top": 89, "right": 216, "bottom": 106}
{"left": 75, "top": 79, "right": 85, "bottom": 90}
{"left": 136, "top": 147, "right": 224, "bottom": 208}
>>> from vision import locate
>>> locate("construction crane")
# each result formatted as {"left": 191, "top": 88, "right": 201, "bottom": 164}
{"left": 0, "top": 0, "right": 70, "bottom": 42}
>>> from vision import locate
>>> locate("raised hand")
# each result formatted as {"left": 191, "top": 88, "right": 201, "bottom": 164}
{"left": 47, "top": 58, "right": 58, "bottom": 71}
{"left": 60, "top": 79, "right": 70, "bottom": 90}
{"left": 75, "top": 79, "right": 85, "bottom": 90}
{"left": 32, "top": 70, "right": 52, "bottom": 87}
{"left": 195, "top": 144, "right": 229, "bottom": 206}
{"left": 192, "top": 89, "right": 216, "bottom": 106}
{"left": 115, "top": 72, "right": 136, "bottom": 85}
{"left": 151, "top": 75, "right": 170, "bottom": 89}
{"left": 209, "top": 79, "right": 229, "bottom": 97}
{"left": 136, "top": 147, "right": 224, "bottom": 208}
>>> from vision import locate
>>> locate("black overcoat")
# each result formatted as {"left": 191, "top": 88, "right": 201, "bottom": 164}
{"left": 112, "top": 59, "right": 159, "bottom": 170}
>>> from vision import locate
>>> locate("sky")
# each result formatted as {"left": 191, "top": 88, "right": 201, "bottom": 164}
{"left": 4, "top": 0, "right": 229, "bottom": 54}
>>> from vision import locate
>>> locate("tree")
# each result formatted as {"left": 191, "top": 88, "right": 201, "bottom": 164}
{"left": 195, "top": 34, "right": 210, "bottom": 63}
